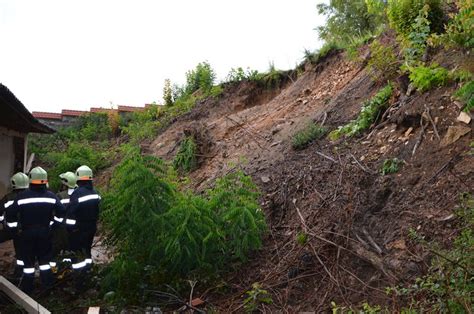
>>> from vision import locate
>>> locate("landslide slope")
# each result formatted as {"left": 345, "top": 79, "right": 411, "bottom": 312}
{"left": 149, "top": 49, "right": 473, "bottom": 312}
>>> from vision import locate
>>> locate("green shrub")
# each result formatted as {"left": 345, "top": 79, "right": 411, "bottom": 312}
{"left": 303, "top": 41, "right": 343, "bottom": 65}
{"left": 454, "top": 80, "right": 474, "bottom": 112}
{"left": 292, "top": 123, "right": 328, "bottom": 150}
{"left": 367, "top": 40, "right": 400, "bottom": 81}
{"left": 102, "top": 151, "right": 266, "bottom": 302}
{"left": 431, "top": 0, "right": 474, "bottom": 49}
{"left": 408, "top": 63, "right": 449, "bottom": 91}
{"left": 45, "top": 142, "right": 111, "bottom": 190}
{"left": 387, "top": 0, "right": 444, "bottom": 38}
{"left": 226, "top": 67, "right": 260, "bottom": 83}
{"left": 184, "top": 61, "right": 216, "bottom": 95}
{"left": 329, "top": 84, "right": 393, "bottom": 139}
{"left": 381, "top": 158, "right": 404, "bottom": 175}
{"left": 173, "top": 136, "right": 197, "bottom": 173}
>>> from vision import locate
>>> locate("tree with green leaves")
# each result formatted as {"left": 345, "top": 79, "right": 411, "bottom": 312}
{"left": 316, "top": 0, "right": 386, "bottom": 43}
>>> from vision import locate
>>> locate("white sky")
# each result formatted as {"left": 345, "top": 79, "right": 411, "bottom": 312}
{"left": 0, "top": 0, "right": 326, "bottom": 113}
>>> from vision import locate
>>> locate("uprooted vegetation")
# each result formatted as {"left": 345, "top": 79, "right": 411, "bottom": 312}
{"left": 17, "top": 0, "right": 474, "bottom": 312}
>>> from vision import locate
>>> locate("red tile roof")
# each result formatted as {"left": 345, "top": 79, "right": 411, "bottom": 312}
{"left": 90, "top": 107, "right": 113, "bottom": 113}
{"left": 62, "top": 109, "right": 88, "bottom": 117}
{"left": 32, "top": 111, "right": 62, "bottom": 120}
{"left": 117, "top": 105, "right": 145, "bottom": 112}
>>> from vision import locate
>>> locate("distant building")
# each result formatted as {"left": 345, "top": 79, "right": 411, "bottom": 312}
{"left": 33, "top": 105, "right": 148, "bottom": 129}
{"left": 0, "top": 84, "right": 54, "bottom": 197}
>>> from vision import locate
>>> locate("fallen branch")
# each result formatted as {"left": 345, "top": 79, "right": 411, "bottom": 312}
{"left": 349, "top": 153, "right": 376, "bottom": 174}
{"left": 412, "top": 114, "right": 427, "bottom": 156}
{"left": 424, "top": 104, "right": 440, "bottom": 141}
{"left": 316, "top": 151, "right": 338, "bottom": 164}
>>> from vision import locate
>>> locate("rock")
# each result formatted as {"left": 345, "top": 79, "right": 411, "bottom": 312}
{"left": 456, "top": 111, "right": 471, "bottom": 124}
{"left": 440, "top": 126, "right": 471, "bottom": 147}
{"left": 454, "top": 100, "right": 464, "bottom": 109}
{"left": 261, "top": 176, "right": 271, "bottom": 183}
{"left": 302, "top": 99, "right": 309, "bottom": 105}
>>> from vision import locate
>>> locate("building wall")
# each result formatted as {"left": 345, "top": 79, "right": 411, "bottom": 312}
{"left": 0, "top": 133, "right": 14, "bottom": 198}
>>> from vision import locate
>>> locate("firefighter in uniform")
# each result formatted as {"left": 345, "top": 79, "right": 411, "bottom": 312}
{"left": 5, "top": 167, "right": 65, "bottom": 293}
{"left": 0, "top": 172, "right": 29, "bottom": 278}
{"left": 50, "top": 172, "right": 77, "bottom": 268}
{"left": 65, "top": 165, "right": 101, "bottom": 274}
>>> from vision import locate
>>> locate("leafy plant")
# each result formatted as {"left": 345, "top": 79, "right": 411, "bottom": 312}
{"left": 387, "top": 0, "right": 443, "bottom": 39}
{"left": 430, "top": 0, "right": 474, "bottom": 49}
{"left": 329, "top": 84, "right": 393, "bottom": 140}
{"left": 292, "top": 122, "right": 327, "bottom": 150}
{"left": 184, "top": 61, "right": 216, "bottom": 95}
{"left": 102, "top": 151, "right": 266, "bottom": 302}
{"left": 243, "top": 283, "right": 273, "bottom": 313}
{"left": 367, "top": 39, "right": 400, "bottom": 81}
{"left": 317, "top": 0, "right": 386, "bottom": 43}
{"left": 226, "top": 67, "right": 260, "bottom": 83}
{"left": 381, "top": 158, "right": 404, "bottom": 175}
{"left": 173, "top": 136, "right": 198, "bottom": 173}
{"left": 454, "top": 80, "right": 474, "bottom": 112}
{"left": 408, "top": 63, "right": 449, "bottom": 92}
{"left": 296, "top": 232, "right": 308, "bottom": 245}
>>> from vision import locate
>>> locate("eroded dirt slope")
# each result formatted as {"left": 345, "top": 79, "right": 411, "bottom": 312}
{"left": 149, "top": 50, "right": 473, "bottom": 312}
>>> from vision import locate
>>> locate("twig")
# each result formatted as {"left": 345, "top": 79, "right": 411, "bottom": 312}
{"left": 362, "top": 228, "right": 383, "bottom": 255}
{"left": 349, "top": 153, "right": 376, "bottom": 174}
{"left": 338, "top": 264, "right": 387, "bottom": 294}
{"left": 309, "top": 243, "right": 338, "bottom": 284}
{"left": 424, "top": 104, "right": 440, "bottom": 141}
{"left": 189, "top": 280, "right": 197, "bottom": 311}
{"left": 294, "top": 203, "right": 309, "bottom": 233}
{"left": 412, "top": 114, "right": 427, "bottom": 156}
{"left": 315, "top": 151, "right": 338, "bottom": 164}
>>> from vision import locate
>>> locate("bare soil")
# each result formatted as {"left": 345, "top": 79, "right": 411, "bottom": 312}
{"left": 149, "top": 50, "right": 473, "bottom": 312}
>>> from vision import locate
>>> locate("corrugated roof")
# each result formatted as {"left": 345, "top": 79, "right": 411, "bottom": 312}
{"left": 0, "top": 84, "right": 55, "bottom": 134}
{"left": 62, "top": 109, "right": 88, "bottom": 117}
{"left": 32, "top": 111, "right": 62, "bottom": 120}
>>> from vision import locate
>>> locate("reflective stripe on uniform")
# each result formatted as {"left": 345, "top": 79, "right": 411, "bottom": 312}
{"left": 66, "top": 219, "right": 76, "bottom": 225}
{"left": 85, "top": 258, "right": 92, "bottom": 264}
{"left": 49, "top": 262, "right": 57, "bottom": 267}
{"left": 49, "top": 221, "right": 54, "bottom": 226}
{"left": 7, "top": 222, "right": 18, "bottom": 228}
{"left": 62, "top": 258, "right": 72, "bottom": 263}
{"left": 39, "top": 264, "right": 51, "bottom": 271}
{"left": 54, "top": 216, "right": 63, "bottom": 223}
{"left": 0, "top": 215, "right": 4, "bottom": 222}
{"left": 72, "top": 261, "right": 86, "bottom": 269}
{"left": 16, "top": 260, "right": 24, "bottom": 266}
{"left": 4, "top": 200, "right": 14, "bottom": 208}
{"left": 23, "top": 268, "right": 35, "bottom": 274}
{"left": 60, "top": 199, "right": 70, "bottom": 204}
{"left": 78, "top": 194, "right": 101, "bottom": 203}
{"left": 18, "top": 197, "right": 56, "bottom": 205}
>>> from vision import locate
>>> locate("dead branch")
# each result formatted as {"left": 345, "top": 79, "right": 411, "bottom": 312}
{"left": 412, "top": 114, "right": 427, "bottom": 156}
{"left": 424, "top": 104, "right": 440, "bottom": 141}
{"left": 349, "top": 153, "right": 376, "bottom": 174}
{"left": 362, "top": 228, "right": 383, "bottom": 255}
{"left": 316, "top": 151, "right": 338, "bottom": 164}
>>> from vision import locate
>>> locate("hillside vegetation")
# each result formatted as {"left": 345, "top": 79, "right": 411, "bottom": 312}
{"left": 25, "top": 0, "right": 473, "bottom": 312}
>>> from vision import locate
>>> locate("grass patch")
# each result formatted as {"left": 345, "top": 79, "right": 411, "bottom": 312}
{"left": 454, "top": 80, "right": 474, "bottom": 112}
{"left": 292, "top": 122, "right": 327, "bottom": 150}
